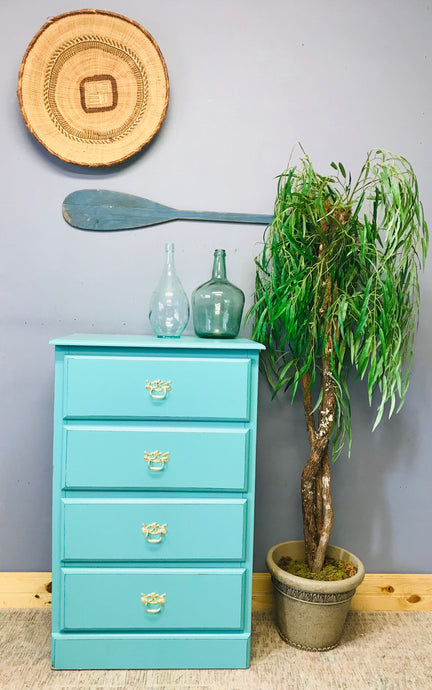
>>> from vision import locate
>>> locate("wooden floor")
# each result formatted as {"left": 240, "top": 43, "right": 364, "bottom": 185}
{"left": 1, "top": 609, "right": 431, "bottom": 689}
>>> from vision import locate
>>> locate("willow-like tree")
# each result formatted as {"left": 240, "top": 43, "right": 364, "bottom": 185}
{"left": 249, "top": 148, "right": 428, "bottom": 573}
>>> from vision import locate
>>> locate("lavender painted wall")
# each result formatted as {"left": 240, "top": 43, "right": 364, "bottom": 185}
{"left": 1, "top": 0, "right": 431, "bottom": 572}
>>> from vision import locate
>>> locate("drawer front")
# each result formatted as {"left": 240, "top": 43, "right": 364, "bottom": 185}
{"left": 64, "top": 356, "right": 251, "bottom": 420}
{"left": 62, "top": 568, "right": 245, "bottom": 631}
{"left": 64, "top": 426, "right": 249, "bottom": 490}
{"left": 63, "top": 499, "right": 246, "bottom": 561}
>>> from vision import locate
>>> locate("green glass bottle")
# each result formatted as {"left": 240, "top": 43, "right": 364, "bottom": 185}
{"left": 192, "top": 249, "right": 245, "bottom": 338}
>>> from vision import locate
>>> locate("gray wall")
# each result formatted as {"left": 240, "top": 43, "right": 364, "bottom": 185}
{"left": 1, "top": 0, "right": 431, "bottom": 572}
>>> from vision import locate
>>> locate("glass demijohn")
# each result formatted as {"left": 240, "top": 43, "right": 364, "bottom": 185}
{"left": 192, "top": 249, "right": 245, "bottom": 338}
{"left": 149, "top": 243, "right": 190, "bottom": 337}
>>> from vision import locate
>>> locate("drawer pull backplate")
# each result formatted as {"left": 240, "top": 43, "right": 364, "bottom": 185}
{"left": 141, "top": 522, "right": 168, "bottom": 543}
{"left": 141, "top": 592, "right": 166, "bottom": 613}
{"left": 144, "top": 450, "right": 170, "bottom": 471}
{"left": 146, "top": 379, "right": 172, "bottom": 399}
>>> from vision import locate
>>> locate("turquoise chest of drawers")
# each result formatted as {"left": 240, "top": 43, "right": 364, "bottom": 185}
{"left": 50, "top": 334, "right": 263, "bottom": 669}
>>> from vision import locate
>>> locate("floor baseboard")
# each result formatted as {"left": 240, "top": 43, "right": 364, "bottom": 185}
{"left": 252, "top": 572, "right": 432, "bottom": 611}
{"left": 0, "top": 572, "right": 52, "bottom": 608}
{"left": 1, "top": 572, "right": 431, "bottom": 611}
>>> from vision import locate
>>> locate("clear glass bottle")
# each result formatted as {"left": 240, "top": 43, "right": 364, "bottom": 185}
{"left": 149, "top": 243, "right": 189, "bottom": 337}
{"left": 192, "top": 249, "right": 245, "bottom": 338}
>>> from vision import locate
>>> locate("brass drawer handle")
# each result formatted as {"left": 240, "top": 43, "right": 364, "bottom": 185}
{"left": 141, "top": 592, "right": 166, "bottom": 613}
{"left": 144, "top": 450, "right": 170, "bottom": 471}
{"left": 146, "top": 379, "right": 172, "bottom": 399}
{"left": 141, "top": 522, "right": 168, "bottom": 543}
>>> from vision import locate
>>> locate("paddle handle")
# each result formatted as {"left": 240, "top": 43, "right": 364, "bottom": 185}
{"left": 178, "top": 210, "right": 274, "bottom": 225}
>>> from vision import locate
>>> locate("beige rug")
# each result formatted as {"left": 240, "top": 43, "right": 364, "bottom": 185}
{"left": 0, "top": 609, "right": 431, "bottom": 689}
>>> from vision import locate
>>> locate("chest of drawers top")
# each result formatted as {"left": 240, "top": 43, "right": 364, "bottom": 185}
{"left": 50, "top": 334, "right": 264, "bottom": 349}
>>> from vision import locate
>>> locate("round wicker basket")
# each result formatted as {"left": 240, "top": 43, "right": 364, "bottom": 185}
{"left": 17, "top": 9, "right": 169, "bottom": 166}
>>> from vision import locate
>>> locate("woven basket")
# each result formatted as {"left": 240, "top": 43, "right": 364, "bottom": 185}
{"left": 17, "top": 9, "right": 169, "bottom": 167}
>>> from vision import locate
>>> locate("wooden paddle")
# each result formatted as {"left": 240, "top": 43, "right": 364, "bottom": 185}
{"left": 62, "top": 190, "right": 274, "bottom": 231}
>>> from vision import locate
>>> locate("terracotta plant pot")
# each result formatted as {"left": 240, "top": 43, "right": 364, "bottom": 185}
{"left": 266, "top": 540, "right": 365, "bottom": 651}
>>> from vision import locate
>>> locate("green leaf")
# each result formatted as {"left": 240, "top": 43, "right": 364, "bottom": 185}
{"left": 311, "top": 387, "right": 324, "bottom": 414}
{"left": 368, "top": 358, "right": 377, "bottom": 403}
{"left": 358, "top": 338, "right": 371, "bottom": 379}
{"left": 291, "top": 371, "right": 301, "bottom": 403}
{"left": 379, "top": 326, "right": 387, "bottom": 360}
{"left": 333, "top": 331, "right": 342, "bottom": 363}
{"left": 388, "top": 393, "right": 396, "bottom": 419}
{"left": 372, "top": 401, "right": 385, "bottom": 431}
{"left": 338, "top": 298, "right": 348, "bottom": 339}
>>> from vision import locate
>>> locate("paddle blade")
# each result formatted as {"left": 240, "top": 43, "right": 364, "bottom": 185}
{"left": 62, "top": 190, "right": 177, "bottom": 230}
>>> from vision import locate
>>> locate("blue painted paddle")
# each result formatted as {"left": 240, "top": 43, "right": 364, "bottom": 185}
{"left": 62, "top": 190, "right": 274, "bottom": 231}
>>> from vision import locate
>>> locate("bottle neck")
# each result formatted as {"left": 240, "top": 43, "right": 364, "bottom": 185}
{"left": 165, "top": 243, "right": 175, "bottom": 274}
{"left": 212, "top": 250, "right": 227, "bottom": 280}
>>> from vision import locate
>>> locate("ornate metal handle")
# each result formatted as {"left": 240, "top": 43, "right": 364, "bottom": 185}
{"left": 144, "top": 450, "right": 170, "bottom": 472}
{"left": 141, "top": 592, "right": 166, "bottom": 613}
{"left": 141, "top": 522, "right": 168, "bottom": 543}
{"left": 146, "top": 379, "right": 172, "bottom": 399}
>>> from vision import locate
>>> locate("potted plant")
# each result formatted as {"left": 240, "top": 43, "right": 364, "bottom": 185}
{"left": 248, "top": 147, "right": 428, "bottom": 650}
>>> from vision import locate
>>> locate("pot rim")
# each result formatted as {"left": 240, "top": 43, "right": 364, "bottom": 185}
{"left": 266, "top": 540, "right": 366, "bottom": 594}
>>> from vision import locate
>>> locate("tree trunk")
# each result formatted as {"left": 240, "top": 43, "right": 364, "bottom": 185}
{"left": 300, "top": 207, "right": 348, "bottom": 572}
{"left": 301, "top": 431, "right": 334, "bottom": 571}
{"left": 312, "top": 448, "right": 334, "bottom": 570}
{"left": 301, "top": 276, "right": 337, "bottom": 571}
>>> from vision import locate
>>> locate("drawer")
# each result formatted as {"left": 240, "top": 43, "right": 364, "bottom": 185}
{"left": 62, "top": 568, "right": 245, "bottom": 631}
{"left": 64, "top": 356, "right": 251, "bottom": 420}
{"left": 64, "top": 426, "right": 249, "bottom": 490}
{"left": 63, "top": 499, "right": 246, "bottom": 561}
